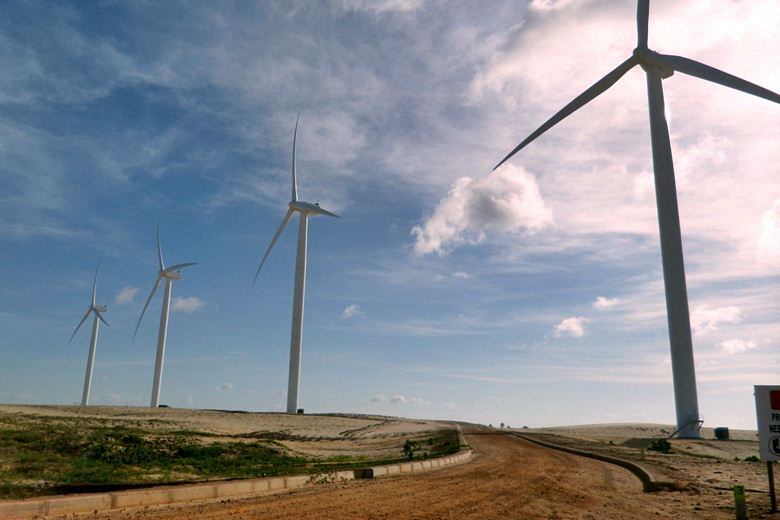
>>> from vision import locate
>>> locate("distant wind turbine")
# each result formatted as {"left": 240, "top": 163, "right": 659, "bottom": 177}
{"left": 495, "top": 0, "right": 780, "bottom": 438}
{"left": 134, "top": 223, "right": 197, "bottom": 408}
{"left": 254, "top": 116, "right": 339, "bottom": 414}
{"left": 69, "top": 261, "right": 109, "bottom": 406}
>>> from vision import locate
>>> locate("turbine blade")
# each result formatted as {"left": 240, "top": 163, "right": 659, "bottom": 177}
{"left": 97, "top": 312, "right": 110, "bottom": 327}
{"left": 69, "top": 308, "right": 92, "bottom": 344}
{"left": 313, "top": 206, "right": 340, "bottom": 218}
{"left": 637, "top": 0, "right": 649, "bottom": 49}
{"left": 253, "top": 209, "right": 294, "bottom": 285}
{"left": 292, "top": 114, "right": 299, "bottom": 202}
{"left": 494, "top": 55, "right": 638, "bottom": 170}
{"left": 164, "top": 262, "right": 198, "bottom": 272}
{"left": 91, "top": 260, "right": 100, "bottom": 307}
{"left": 134, "top": 276, "right": 162, "bottom": 339}
{"left": 647, "top": 53, "right": 780, "bottom": 104}
{"left": 157, "top": 220, "right": 165, "bottom": 271}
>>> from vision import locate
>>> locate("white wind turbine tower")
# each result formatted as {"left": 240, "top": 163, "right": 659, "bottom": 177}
{"left": 134, "top": 223, "right": 197, "bottom": 408}
{"left": 495, "top": 0, "right": 780, "bottom": 438}
{"left": 69, "top": 261, "right": 109, "bottom": 406}
{"left": 254, "top": 116, "right": 339, "bottom": 414}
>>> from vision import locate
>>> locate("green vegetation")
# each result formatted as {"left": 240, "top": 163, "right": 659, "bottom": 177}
{"left": 647, "top": 438, "right": 673, "bottom": 454}
{"left": 402, "top": 430, "right": 461, "bottom": 460}
{"left": 0, "top": 414, "right": 461, "bottom": 499}
{"left": 0, "top": 419, "right": 308, "bottom": 499}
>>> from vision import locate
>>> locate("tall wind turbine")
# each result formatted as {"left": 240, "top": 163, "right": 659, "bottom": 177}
{"left": 134, "top": 223, "right": 197, "bottom": 408}
{"left": 495, "top": 0, "right": 780, "bottom": 438}
{"left": 254, "top": 116, "right": 339, "bottom": 414}
{"left": 69, "top": 261, "right": 109, "bottom": 406}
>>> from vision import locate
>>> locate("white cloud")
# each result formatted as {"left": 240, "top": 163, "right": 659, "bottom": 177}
{"left": 466, "top": 0, "right": 780, "bottom": 283}
{"left": 339, "top": 0, "right": 425, "bottom": 14}
{"left": 341, "top": 304, "right": 363, "bottom": 319}
{"left": 115, "top": 286, "right": 139, "bottom": 305}
{"left": 593, "top": 296, "right": 618, "bottom": 310}
{"left": 758, "top": 198, "right": 780, "bottom": 264}
{"left": 371, "top": 393, "right": 429, "bottom": 405}
{"left": 720, "top": 339, "right": 758, "bottom": 355}
{"left": 173, "top": 296, "right": 204, "bottom": 313}
{"left": 528, "top": 0, "right": 581, "bottom": 12}
{"left": 412, "top": 164, "right": 553, "bottom": 255}
{"left": 690, "top": 305, "right": 741, "bottom": 336}
{"left": 453, "top": 271, "right": 471, "bottom": 279}
{"left": 217, "top": 383, "right": 234, "bottom": 391}
{"left": 554, "top": 316, "right": 589, "bottom": 338}
{"left": 390, "top": 394, "right": 429, "bottom": 405}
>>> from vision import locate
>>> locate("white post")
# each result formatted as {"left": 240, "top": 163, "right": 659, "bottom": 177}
{"left": 287, "top": 213, "right": 308, "bottom": 414}
{"left": 150, "top": 278, "right": 173, "bottom": 408}
{"left": 81, "top": 312, "right": 100, "bottom": 406}
{"left": 645, "top": 65, "right": 700, "bottom": 439}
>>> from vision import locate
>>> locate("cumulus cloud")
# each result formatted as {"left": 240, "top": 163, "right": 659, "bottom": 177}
{"left": 690, "top": 305, "right": 741, "bottom": 336}
{"left": 217, "top": 383, "right": 234, "bottom": 391}
{"left": 371, "top": 393, "right": 429, "bottom": 405}
{"left": 554, "top": 316, "right": 589, "bottom": 338}
{"left": 115, "top": 286, "right": 139, "bottom": 305}
{"left": 720, "top": 339, "right": 758, "bottom": 355}
{"left": 453, "top": 271, "right": 471, "bottom": 279}
{"left": 412, "top": 164, "right": 553, "bottom": 255}
{"left": 173, "top": 296, "right": 204, "bottom": 313}
{"left": 341, "top": 304, "right": 363, "bottom": 319}
{"left": 593, "top": 296, "right": 618, "bottom": 310}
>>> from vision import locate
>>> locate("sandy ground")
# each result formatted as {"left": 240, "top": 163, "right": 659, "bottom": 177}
{"left": 516, "top": 423, "right": 779, "bottom": 517}
{"left": 6, "top": 408, "right": 780, "bottom": 518}
{"left": 53, "top": 430, "right": 747, "bottom": 520}
{"left": 0, "top": 405, "right": 444, "bottom": 459}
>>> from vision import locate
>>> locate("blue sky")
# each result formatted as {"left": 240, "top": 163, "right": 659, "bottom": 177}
{"left": 1, "top": 0, "right": 779, "bottom": 429}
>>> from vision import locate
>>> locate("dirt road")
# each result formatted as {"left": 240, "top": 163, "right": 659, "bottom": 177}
{"left": 75, "top": 432, "right": 726, "bottom": 519}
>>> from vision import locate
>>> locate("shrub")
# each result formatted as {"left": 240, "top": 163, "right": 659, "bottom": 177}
{"left": 647, "top": 439, "right": 672, "bottom": 453}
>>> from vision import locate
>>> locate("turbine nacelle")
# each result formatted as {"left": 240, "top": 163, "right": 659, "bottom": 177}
{"left": 493, "top": 0, "right": 780, "bottom": 171}
{"left": 289, "top": 200, "right": 340, "bottom": 218}
{"left": 134, "top": 225, "right": 197, "bottom": 339}
{"left": 253, "top": 116, "right": 340, "bottom": 285}
{"left": 160, "top": 269, "right": 182, "bottom": 281}
{"left": 632, "top": 48, "right": 674, "bottom": 78}
{"left": 69, "top": 262, "right": 110, "bottom": 344}
{"left": 494, "top": 0, "right": 780, "bottom": 438}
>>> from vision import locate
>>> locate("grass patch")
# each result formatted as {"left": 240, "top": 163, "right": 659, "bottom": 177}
{"left": 0, "top": 421, "right": 306, "bottom": 499}
{"left": 0, "top": 414, "right": 461, "bottom": 500}
{"left": 402, "top": 430, "right": 461, "bottom": 460}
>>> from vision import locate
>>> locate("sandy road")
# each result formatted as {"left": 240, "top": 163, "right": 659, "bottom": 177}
{"left": 76, "top": 431, "right": 721, "bottom": 519}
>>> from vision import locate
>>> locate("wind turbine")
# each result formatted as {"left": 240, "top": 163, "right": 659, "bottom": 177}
{"left": 494, "top": 0, "right": 780, "bottom": 438}
{"left": 134, "top": 223, "right": 197, "bottom": 408}
{"left": 69, "top": 261, "right": 109, "bottom": 406}
{"left": 254, "top": 116, "right": 339, "bottom": 414}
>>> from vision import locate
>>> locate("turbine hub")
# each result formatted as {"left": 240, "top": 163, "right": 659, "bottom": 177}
{"left": 289, "top": 201, "right": 318, "bottom": 215}
{"left": 161, "top": 270, "right": 181, "bottom": 280}
{"left": 632, "top": 46, "right": 649, "bottom": 62}
{"left": 637, "top": 49, "right": 675, "bottom": 79}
